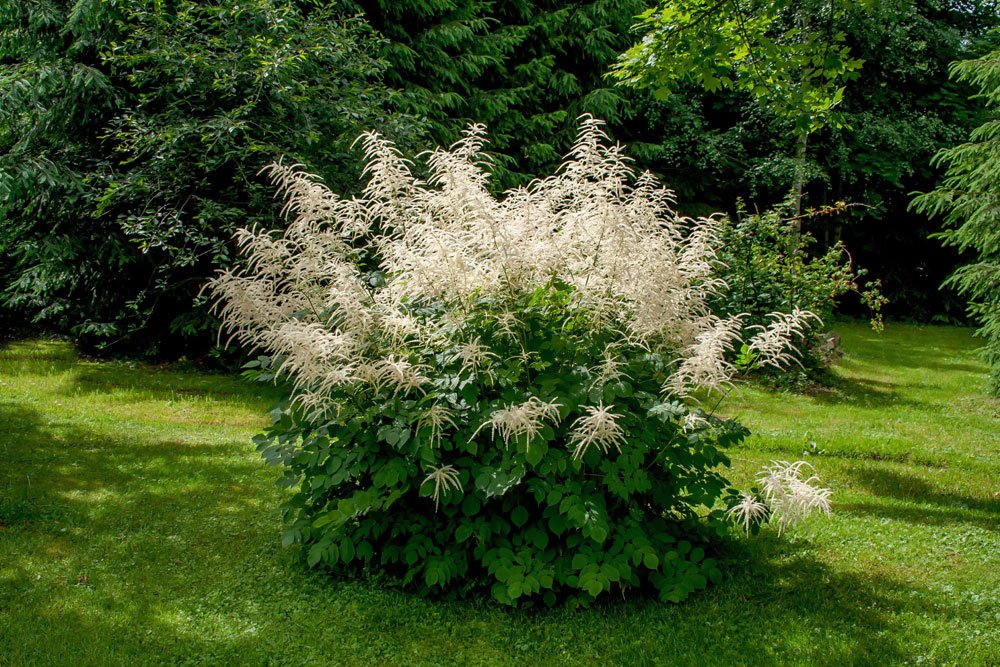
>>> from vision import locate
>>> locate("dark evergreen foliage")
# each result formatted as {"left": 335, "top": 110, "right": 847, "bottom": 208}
{"left": 913, "top": 46, "right": 1000, "bottom": 390}
{"left": 613, "top": 0, "right": 999, "bottom": 320}
{"left": 0, "top": 0, "right": 399, "bottom": 356}
{"left": 348, "top": 0, "right": 648, "bottom": 188}
{"left": 815, "top": 1, "right": 999, "bottom": 321}
{"left": 0, "top": 1, "right": 133, "bottom": 348}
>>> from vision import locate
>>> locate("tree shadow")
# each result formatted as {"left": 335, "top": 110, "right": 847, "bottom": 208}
{"left": 473, "top": 535, "right": 919, "bottom": 666}
{"left": 64, "top": 362, "right": 284, "bottom": 407}
{"left": 0, "top": 339, "right": 282, "bottom": 408}
{"left": 0, "top": 529, "right": 925, "bottom": 666}
{"left": 838, "top": 501, "right": 999, "bottom": 533}
{"left": 790, "top": 324, "right": 987, "bottom": 407}
{"left": 838, "top": 327, "right": 985, "bottom": 375}
{"left": 805, "top": 374, "right": 914, "bottom": 408}
{"left": 0, "top": 400, "right": 56, "bottom": 526}
{"left": 0, "top": 337, "right": 989, "bottom": 665}
{"left": 842, "top": 467, "right": 1000, "bottom": 531}
{"left": 0, "top": 339, "right": 78, "bottom": 380}
{"left": 0, "top": 391, "right": 276, "bottom": 539}
{"left": 0, "top": 390, "right": 932, "bottom": 666}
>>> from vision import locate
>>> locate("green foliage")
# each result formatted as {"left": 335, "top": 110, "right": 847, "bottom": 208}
{"left": 4, "top": 0, "right": 993, "bottom": 348}
{"left": 717, "top": 203, "right": 855, "bottom": 324}
{"left": 714, "top": 199, "right": 882, "bottom": 381}
{"left": 0, "top": 0, "right": 135, "bottom": 346}
{"left": 912, "top": 45, "right": 1000, "bottom": 391}
{"left": 4, "top": 325, "right": 999, "bottom": 664}
{"left": 613, "top": 1, "right": 999, "bottom": 322}
{"left": 350, "top": 0, "right": 647, "bottom": 188}
{"left": 0, "top": 0, "right": 400, "bottom": 355}
{"left": 613, "top": 0, "right": 868, "bottom": 135}
{"left": 254, "top": 280, "right": 746, "bottom": 606}
{"left": 99, "top": 0, "right": 400, "bottom": 348}
{"left": 811, "top": 1, "right": 999, "bottom": 321}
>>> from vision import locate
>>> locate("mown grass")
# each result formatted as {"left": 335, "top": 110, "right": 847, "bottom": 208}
{"left": 1, "top": 322, "right": 998, "bottom": 666}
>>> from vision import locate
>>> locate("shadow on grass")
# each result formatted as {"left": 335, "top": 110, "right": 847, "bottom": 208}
{"left": 0, "top": 339, "right": 78, "bottom": 364}
{"left": 841, "top": 467, "right": 1000, "bottom": 531}
{"left": 648, "top": 539, "right": 911, "bottom": 664}
{"left": 0, "top": 337, "right": 283, "bottom": 408}
{"left": 0, "top": 389, "right": 275, "bottom": 537}
{"left": 66, "top": 362, "right": 285, "bottom": 407}
{"left": 0, "top": 335, "right": 986, "bottom": 665}
{"left": 1, "top": 528, "right": 925, "bottom": 666}
{"left": 1, "top": 386, "right": 929, "bottom": 665}
{"left": 0, "top": 400, "right": 62, "bottom": 526}
{"left": 806, "top": 374, "right": 913, "bottom": 409}
{"left": 838, "top": 501, "right": 999, "bottom": 533}
{"left": 838, "top": 325, "right": 985, "bottom": 376}
{"left": 0, "top": 386, "right": 295, "bottom": 663}
{"left": 477, "top": 535, "right": 922, "bottom": 666}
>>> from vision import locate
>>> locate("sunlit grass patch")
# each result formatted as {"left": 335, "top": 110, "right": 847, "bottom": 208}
{"left": 1, "top": 323, "right": 998, "bottom": 665}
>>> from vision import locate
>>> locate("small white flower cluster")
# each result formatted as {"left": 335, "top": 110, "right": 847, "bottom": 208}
{"left": 362, "top": 355, "right": 430, "bottom": 397}
{"left": 747, "top": 308, "right": 824, "bottom": 369}
{"left": 568, "top": 403, "right": 627, "bottom": 459}
{"left": 417, "top": 403, "right": 457, "bottom": 448}
{"left": 423, "top": 465, "right": 462, "bottom": 511}
{"left": 756, "top": 460, "right": 833, "bottom": 534}
{"left": 473, "top": 397, "right": 563, "bottom": 448}
{"left": 590, "top": 348, "right": 630, "bottom": 387}
{"left": 455, "top": 338, "right": 498, "bottom": 376}
{"left": 681, "top": 411, "right": 708, "bottom": 432}
{"left": 726, "top": 492, "right": 769, "bottom": 535}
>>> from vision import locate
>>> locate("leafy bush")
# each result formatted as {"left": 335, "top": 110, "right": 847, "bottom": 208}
{"left": 253, "top": 285, "right": 751, "bottom": 605}
{"left": 714, "top": 200, "right": 884, "bottom": 381}
{"left": 211, "top": 118, "right": 814, "bottom": 605}
{"left": 0, "top": 0, "right": 135, "bottom": 349}
{"left": 727, "top": 460, "right": 832, "bottom": 537}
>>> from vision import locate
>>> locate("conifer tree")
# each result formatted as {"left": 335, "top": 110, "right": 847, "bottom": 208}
{"left": 0, "top": 0, "right": 395, "bottom": 355}
{"left": 913, "top": 47, "right": 1000, "bottom": 390}
{"left": 350, "top": 0, "right": 646, "bottom": 187}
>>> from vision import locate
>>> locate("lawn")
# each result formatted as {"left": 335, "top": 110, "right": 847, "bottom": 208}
{"left": 1, "top": 322, "right": 998, "bottom": 666}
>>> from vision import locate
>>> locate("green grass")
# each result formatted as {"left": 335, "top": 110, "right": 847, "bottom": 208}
{"left": 1, "top": 322, "right": 998, "bottom": 666}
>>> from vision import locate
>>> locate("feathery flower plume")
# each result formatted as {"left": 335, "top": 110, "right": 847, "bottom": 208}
{"left": 424, "top": 465, "right": 463, "bottom": 511}
{"left": 456, "top": 338, "right": 498, "bottom": 376}
{"left": 591, "top": 347, "right": 630, "bottom": 386}
{"left": 209, "top": 117, "right": 818, "bottom": 412}
{"left": 681, "top": 411, "right": 708, "bottom": 432}
{"left": 418, "top": 403, "right": 457, "bottom": 448}
{"left": 363, "top": 356, "right": 429, "bottom": 396}
{"left": 379, "top": 310, "right": 423, "bottom": 345}
{"left": 474, "top": 397, "right": 562, "bottom": 448}
{"left": 494, "top": 310, "right": 521, "bottom": 340}
{"left": 568, "top": 403, "right": 627, "bottom": 459}
{"left": 665, "top": 315, "right": 745, "bottom": 396}
{"left": 748, "top": 309, "right": 823, "bottom": 368}
{"left": 727, "top": 492, "right": 770, "bottom": 536}
{"left": 756, "top": 460, "right": 832, "bottom": 534}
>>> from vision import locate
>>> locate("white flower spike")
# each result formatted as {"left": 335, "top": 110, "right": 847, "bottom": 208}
{"left": 424, "top": 465, "right": 463, "bottom": 511}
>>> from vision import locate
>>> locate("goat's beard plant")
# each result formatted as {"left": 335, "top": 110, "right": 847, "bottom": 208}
{"left": 209, "top": 117, "right": 817, "bottom": 606}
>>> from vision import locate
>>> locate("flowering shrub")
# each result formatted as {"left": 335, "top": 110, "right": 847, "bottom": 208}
{"left": 714, "top": 200, "right": 885, "bottom": 383}
{"left": 210, "top": 117, "right": 816, "bottom": 605}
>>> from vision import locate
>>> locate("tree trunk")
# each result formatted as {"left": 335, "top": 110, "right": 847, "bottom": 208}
{"left": 792, "top": 130, "right": 808, "bottom": 236}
